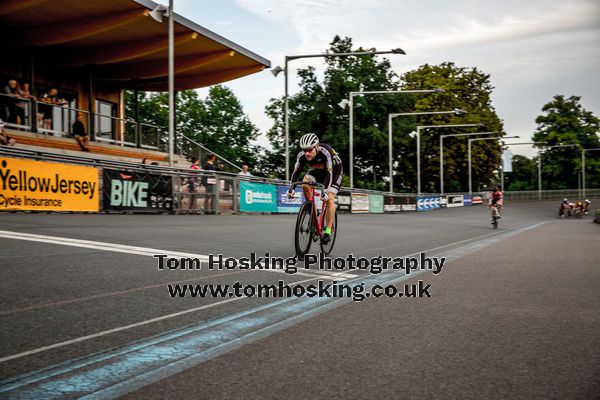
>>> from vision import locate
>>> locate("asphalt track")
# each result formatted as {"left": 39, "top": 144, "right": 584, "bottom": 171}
{"left": 0, "top": 201, "right": 599, "bottom": 399}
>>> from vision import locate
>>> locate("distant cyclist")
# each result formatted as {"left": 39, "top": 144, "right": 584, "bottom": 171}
{"left": 488, "top": 186, "right": 503, "bottom": 220}
{"left": 288, "top": 133, "right": 343, "bottom": 244}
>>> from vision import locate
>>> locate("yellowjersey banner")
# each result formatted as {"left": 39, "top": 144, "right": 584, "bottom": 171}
{"left": 0, "top": 157, "right": 99, "bottom": 212}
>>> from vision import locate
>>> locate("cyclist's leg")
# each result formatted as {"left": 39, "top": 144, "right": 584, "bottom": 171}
{"left": 324, "top": 165, "right": 342, "bottom": 229}
{"left": 302, "top": 173, "right": 316, "bottom": 200}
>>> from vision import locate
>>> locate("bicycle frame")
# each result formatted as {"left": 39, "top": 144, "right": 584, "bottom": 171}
{"left": 292, "top": 181, "right": 331, "bottom": 238}
{"left": 304, "top": 186, "right": 327, "bottom": 237}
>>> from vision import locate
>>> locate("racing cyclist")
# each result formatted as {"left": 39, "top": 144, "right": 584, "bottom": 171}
{"left": 488, "top": 186, "right": 503, "bottom": 222}
{"left": 288, "top": 133, "right": 343, "bottom": 244}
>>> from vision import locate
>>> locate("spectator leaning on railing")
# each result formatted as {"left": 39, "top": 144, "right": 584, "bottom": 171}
{"left": 38, "top": 88, "right": 67, "bottom": 131}
{"left": 16, "top": 82, "right": 35, "bottom": 126}
{"left": 0, "top": 119, "right": 16, "bottom": 146}
{"left": 238, "top": 164, "right": 252, "bottom": 177}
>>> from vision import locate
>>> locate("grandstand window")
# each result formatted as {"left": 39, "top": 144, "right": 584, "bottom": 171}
{"left": 94, "top": 99, "right": 117, "bottom": 141}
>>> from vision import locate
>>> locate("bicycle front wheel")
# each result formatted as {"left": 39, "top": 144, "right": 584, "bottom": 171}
{"left": 295, "top": 201, "right": 314, "bottom": 258}
{"left": 319, "top": 205, "right": 338, "bottom": 255}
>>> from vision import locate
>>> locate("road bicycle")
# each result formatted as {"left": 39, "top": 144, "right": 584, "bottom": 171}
{"left": 490, "top": 203, "right": 501, "bottom": 229}
{"left": 291, "top": 181, "right": 337, "bottom": 259}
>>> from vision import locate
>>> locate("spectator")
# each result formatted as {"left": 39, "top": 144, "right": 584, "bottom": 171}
{"left": 38, "top": 88, "right": 67, "bottom": 131}
{"left": 181, "top": 157, "right": 201, "bottom": 210}
{"left": 72, "top": 113, "right": 90, "bottom": 151}
{"left": 238, "top": 164, "right": 252, "bottom": 177}
{"left": 203, "top": 154, "right": 223, "bottom": 214}
{"left": 2, "top": 80, "right": 19, "bottom": 124}
{"left": 0, "top": 119, "right": 16, "bottom": 146}
{"left": 141, "top": 157, "right": 149, "bottom": 165}
{"left": 16, "top": 82, "right": 35, "bottom": 126}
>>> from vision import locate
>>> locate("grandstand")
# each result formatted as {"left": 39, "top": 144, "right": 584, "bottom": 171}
{"left": 0, "top": 0, "right": 270, "bottom": 165}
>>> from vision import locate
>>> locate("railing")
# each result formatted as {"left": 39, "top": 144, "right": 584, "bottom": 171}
{"left": 0, "top": 93, "right": 160, "bottom": 149}
{"left": 177, "top": 134, "right": 242, "bottom": 173}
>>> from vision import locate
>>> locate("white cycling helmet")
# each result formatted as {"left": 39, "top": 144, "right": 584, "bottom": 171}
{"left": 299, "top": 133, "right": 319, "bottom": 150}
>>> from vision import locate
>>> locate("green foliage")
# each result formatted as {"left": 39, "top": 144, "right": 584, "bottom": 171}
{"left": 124, "top": 86, "right": 261, "bottom": 170}
{"left": 264, "top": 37, "right": 504, "bottom": 192}
{"left": 505, "top": 155, "right": 537, "bottom": 191}
{"left": 400, "top": 62, "right": 504, "bottom": 192}
{"left": 533, "top": 95, "right": 600, "bottom": 189}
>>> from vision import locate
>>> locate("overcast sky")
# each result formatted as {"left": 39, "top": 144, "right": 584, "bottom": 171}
{"left": 159, "top": 0, "right": 600, "bottom": 157}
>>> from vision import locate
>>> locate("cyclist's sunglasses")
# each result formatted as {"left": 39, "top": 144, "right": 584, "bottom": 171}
{"left": 303, "top": 147, "right": 316, "bottom": 154}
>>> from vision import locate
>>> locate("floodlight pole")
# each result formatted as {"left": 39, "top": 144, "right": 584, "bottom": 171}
{"left": 278, "top": 48, "right": 406, "bottom": 181}
{"left": 167, "top": 0, "right": 174, "bottom": 166}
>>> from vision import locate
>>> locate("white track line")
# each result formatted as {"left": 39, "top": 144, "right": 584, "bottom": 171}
{"left": 0, "top": 230, "right": 352, "bottom": 280}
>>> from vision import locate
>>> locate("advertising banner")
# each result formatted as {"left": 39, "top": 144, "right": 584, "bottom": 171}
{"left": 351, "top": 193, "right": 369, "bottom": 213}
{"left": 417, "top": 196, "right": 441, "bottom": 212}
{"left": 0, "top": 157, "right": 99, "bottom": 212}
{"left": 464, "top": 195, "right": 473, "bottom": 206}
{"left": 337, "top": 191, "right": 352, "bottom": 213}
{"left": 103, "top": 169, "right": 172, "bottom": 212}
{"left": 472, "top": 195, "right": 484, "bottom": 205}
{"left": 240, "top": 181, "right": 277, "bottom": 212}
{"left": 276, "top": 185, "right": 304, "bottom": 213}
{"left": 400, "top": 196, "right": 417, "bottom": 212}
{"left": 439, "top": 196, "right": 448, "bottom": 208}
{"left": 446, "top": 195, "right": 464, "bottom": 208}
{"left": 383, "top": 195, "right": 402, "bottom": 213}
{"left": 369, "top": 194, "right": 384, "bottom": 213}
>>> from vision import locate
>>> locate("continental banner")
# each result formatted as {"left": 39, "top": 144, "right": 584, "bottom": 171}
{"left": 240, "top": 181, "right": 277, "bottom": 213}
{"left": 103, "top": 169, "right": 173, "bottom": 212}
{"left": 0, "top": 157, "right": 99, "bottom": 212}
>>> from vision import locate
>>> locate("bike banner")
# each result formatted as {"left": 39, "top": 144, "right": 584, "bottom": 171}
{"left": 472, "top": 195, "right": 484, "bottom": 205}
{"left": 464, "top": 195, "right": 473, "bottom": 206}
{"left": 240, "top": 181, "right": 277, "bottom": 212}
{"left": 351, "top": 193, "right": 369, "bottom": 213}
{"left": 103, "top": 168, "right": 173, "bottom": 212}
{"left": 383, "top": 195, "right": 402, "bottom": 213}
{"left": 276, "top": 185, "right": 304, "bottom": 213}
{"left": 446, "top": 195, "right": 464, "bottom": 208}
{"left": 417, "top": 196, "right": 441, "bottom": 212}
{"left": 0, "top": 157, "right": 99, "bottom": 212}
{"left": 337, "top": 191, "right": 352, "bottom": 213}
{"left": 369, "top": 194, "right": 384, "bottom": 213}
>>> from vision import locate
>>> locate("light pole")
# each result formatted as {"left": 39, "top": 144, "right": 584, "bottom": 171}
{"left": 499, "top": 141, "right": 542, "bottom": 199}
{"left": 582, "top": 148, "right": 600, "bottom": 198}
{"left": 339, "top": 88, "right": 445, "bottom": 191}
{"left": 417, "top": 115, "right": 479, "bottom": 195}
{"left": 468, "top": 136, "right": 518, "bottom": 194}
{"left": 440, "top": 131, "right": 498, "bottom": 194}
{"left": 149, "top": 2, "right": 175, "bottom": 166}
{"left": 272, "top": 48, "right": 406, "bottom": 181}
{"left": 538, "top": 144, "right": 580, "bottom": 197}
{"left": 387, "top": 110, "right": 468, "bottom": 194}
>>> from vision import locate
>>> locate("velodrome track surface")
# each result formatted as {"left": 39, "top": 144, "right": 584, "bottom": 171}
{"left": 0, "top": 201, "right": 599, "bottom": 399}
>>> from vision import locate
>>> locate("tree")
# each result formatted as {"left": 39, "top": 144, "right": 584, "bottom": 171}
{"left": 264, "top": 40, "right": 505, "bottom": 192}
{"left": 533, "top": 95, "right": 600, "bottom": 189}
{"left": 125, "top": 86, "right": 262, "bottom": 170}
{"left": 400, "top": 62, "right": 504, "bottom": 193}
{"left": 263, "top": 35, "right": 411, "bottom": 189}
{"left": 505, "top": 155, "right": 537, "bottom": 191}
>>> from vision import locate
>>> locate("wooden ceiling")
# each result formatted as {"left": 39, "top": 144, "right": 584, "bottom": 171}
{"left": 0, "top": 0, "right": 270, "bottom": 90}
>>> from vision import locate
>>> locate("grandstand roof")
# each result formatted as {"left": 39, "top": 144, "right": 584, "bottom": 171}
{"left": 0, "top": 0, "right": 271, "bottom": 90}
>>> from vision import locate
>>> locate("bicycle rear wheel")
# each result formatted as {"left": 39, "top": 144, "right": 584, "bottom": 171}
{"left": 319, "top": 205, "right": 338, "bottom": 255}
{"left": 295, "top": 201, "right": 314, "bottom": 258}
